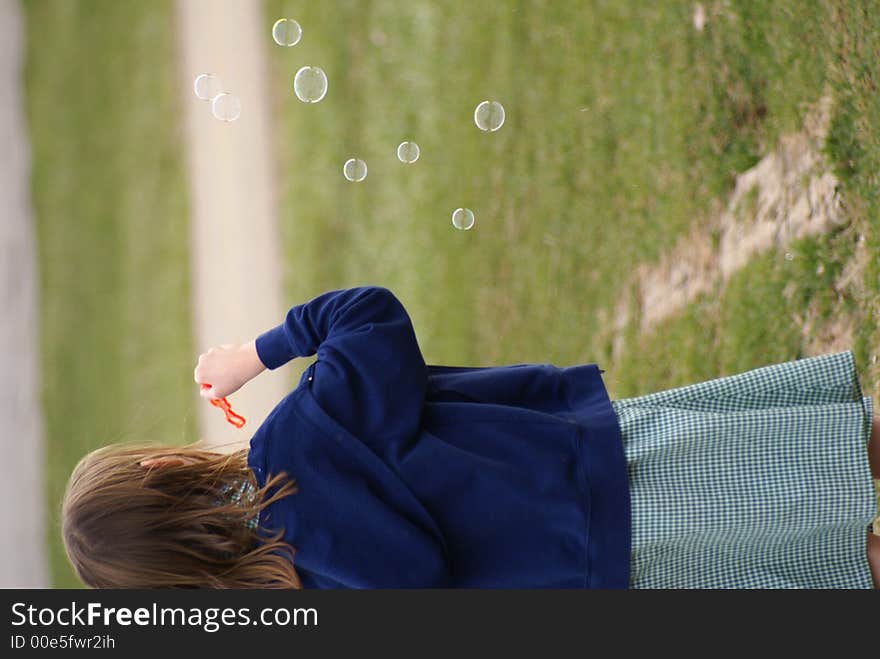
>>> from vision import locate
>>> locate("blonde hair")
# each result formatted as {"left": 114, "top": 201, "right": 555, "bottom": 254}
{"left": 62, "top": 442, "right": 300, "bottom": 588}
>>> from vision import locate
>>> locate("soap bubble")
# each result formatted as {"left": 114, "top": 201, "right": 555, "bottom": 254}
{"left": 451, "top": 208, "right": 475, "bottom": 230}
{"left": 193, "top": 73, "right": 222, "bottom": 101}
{"left": 211, "top": 92, "right": 241, "bottom": 122}
{"left": 343, "top": 158, "right": 367, "bottom": 182}
{"left": 272, "top": 18, "right": 302, "bottom": 47}
{"left": 397, "top": 141, "right": 420, "bottom": 163}
{"left": 474, "top": 100, "right": 505, "bottom": 132}
{"left": 293, "top": 66, "right": 328, "bottom": 103}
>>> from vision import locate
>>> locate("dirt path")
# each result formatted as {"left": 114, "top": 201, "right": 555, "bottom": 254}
{"left": 609, "top": 94, "right": 849, "bottom": 358}
{"left": 176, "top": 0, "right": 288, "bottom": 451}
{"left": 0, "top": 0, "right": 49, "bottom": 587}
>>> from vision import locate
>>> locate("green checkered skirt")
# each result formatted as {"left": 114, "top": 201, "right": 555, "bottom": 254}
{"left": 612, "top": 351, "right": 877, "bottom": 589}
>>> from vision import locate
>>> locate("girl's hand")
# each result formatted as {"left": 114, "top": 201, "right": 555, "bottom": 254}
{"left": 193, "top": 340, "right": 266, "bottom": 399}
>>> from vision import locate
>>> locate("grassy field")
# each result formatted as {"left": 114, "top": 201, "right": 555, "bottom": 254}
{"left": 265, "top": 0, "right": 879, "bottom": 398}
{"left": 24, "top": 0, "right": 193, "bottom": 587}
{"left": 612, "top": 0, "right": 880, "bottom": 397}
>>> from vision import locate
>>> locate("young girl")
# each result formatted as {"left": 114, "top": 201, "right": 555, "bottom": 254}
{"left": 63, "top": 286, "right": 880, "bottom": 588}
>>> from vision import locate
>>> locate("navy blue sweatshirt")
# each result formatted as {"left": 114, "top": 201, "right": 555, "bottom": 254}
{"left": 247, "top": 286, "right": 631, "bottom": 588}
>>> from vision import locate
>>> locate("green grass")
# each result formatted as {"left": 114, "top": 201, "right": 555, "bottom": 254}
{"left": 822, "top": 0, "right": 880, "bottom": 396}
{"left": 612, "top": 229, "right": 860, "bottom": 396}
{"left": 614, "top": 0, "right": 880, "bottom": 398}
{"left": 24, "top": 0, "right": 193, "bottom": 587}
{"left": 265, "top": 0, "right": 878, "bottom": 391}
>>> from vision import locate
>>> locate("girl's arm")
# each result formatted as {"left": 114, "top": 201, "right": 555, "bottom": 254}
{"left": 256, "top": 286, "right": 428, "bottom": 452}
{"left": 196, "top": 286, "right": 428, "bottom": 451}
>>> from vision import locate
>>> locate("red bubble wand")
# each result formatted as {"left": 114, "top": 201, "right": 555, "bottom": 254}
{"left": 201, "top": 383, "right": 246, "bottom": 428}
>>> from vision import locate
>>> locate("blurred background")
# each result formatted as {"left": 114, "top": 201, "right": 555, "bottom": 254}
{"left": 1, "top": 0, "right": 878, "bottom": 587}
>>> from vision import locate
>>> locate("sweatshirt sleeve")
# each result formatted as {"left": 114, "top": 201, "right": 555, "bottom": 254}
{"left": 255, "top": 287, "right": 428, "bottom": 450}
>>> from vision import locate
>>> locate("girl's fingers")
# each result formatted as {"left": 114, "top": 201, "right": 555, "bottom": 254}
{"left": 194, "top": 346, "right": 240, "bottom": 394}
{"left": 194, "top": 366, "right": 209, "bottom": 384}
{"left": 194, "top": 363, "right": 219, "bottom": 385}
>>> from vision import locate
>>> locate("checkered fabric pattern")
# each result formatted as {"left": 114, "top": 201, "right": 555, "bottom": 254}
{"left": 612, "top": 351, "right": 878, "bottom": 589}
{"left": 874, "top": 478, "right": 880, "bottom": 535}
{"left": 219, "top": 480, "right": 259, "bottom": 531}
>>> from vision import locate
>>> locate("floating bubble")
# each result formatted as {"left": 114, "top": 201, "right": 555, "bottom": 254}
{"left": 193, "top": 73, "right": 222, "bottom": 101}
{"left": 452, "top": 208, "right": 475, "bottom": 230}
{"left": 397, "top": 141, "right": 420, "bottom": 164}
{"left": 211, "top": 92, "right": 241, "bottom": 122}
{"left": 272, "top": 18, "right": 302, "bottom": 47}
{"left": 343, "top": 158, "right": 367, "bottom": 182}
{"left": 474, "top": 100, "right": 505, "bottom": 132}
{"left": 293, "top": 66, "right": 328, "bottom": 103}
